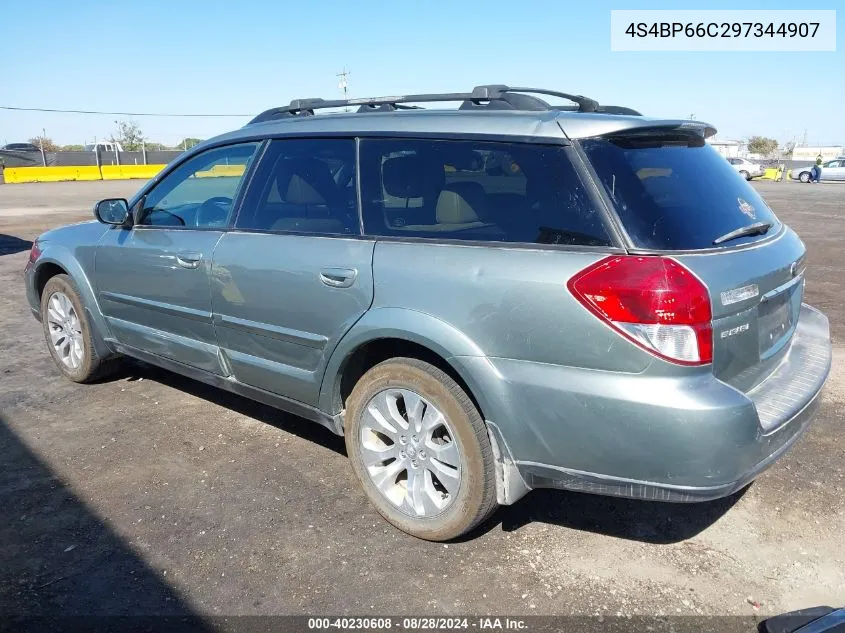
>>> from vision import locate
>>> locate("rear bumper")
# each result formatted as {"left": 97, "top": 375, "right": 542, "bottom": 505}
{"left": 518, "top": 385, "right": 822, "bottom": 502}
{"left": 464, "top": 303, "right": 831, "bottom": 505}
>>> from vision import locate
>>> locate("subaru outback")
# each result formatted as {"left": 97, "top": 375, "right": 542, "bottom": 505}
{"left": 25, "top": 85, "right": 831, "bottom": 541}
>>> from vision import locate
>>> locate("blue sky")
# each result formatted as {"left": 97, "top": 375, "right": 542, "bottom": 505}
{"left": 1, "top": 0, "right": 841, "bottom": 147}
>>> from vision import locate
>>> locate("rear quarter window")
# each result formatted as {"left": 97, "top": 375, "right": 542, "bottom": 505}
{"left": 580, "top": 134, "right": 780, "bottom": 250}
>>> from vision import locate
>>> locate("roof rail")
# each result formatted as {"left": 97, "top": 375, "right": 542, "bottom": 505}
{"left": 247, "top": 85, "right": 627, "bottom": 125}
{"left": 552, "top": 104, "right": 643, "bottom": 116}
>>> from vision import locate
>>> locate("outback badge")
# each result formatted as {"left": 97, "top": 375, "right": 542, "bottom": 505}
{"left": 721, "top": 283, "right": 759, "bottom": 306}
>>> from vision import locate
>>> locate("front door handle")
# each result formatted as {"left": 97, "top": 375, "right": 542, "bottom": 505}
{"left": 176, "top": 252, "right": 202, "bottom": 269}
{"left": 319, "top": 267, "right": 357, "bottom": 288}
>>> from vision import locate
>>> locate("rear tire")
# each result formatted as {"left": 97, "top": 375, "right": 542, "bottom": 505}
{"left": 344, "top": 357, "right": 498, "bottom": 541}
{"left": 799, "top": 171, "right": 811, "bottom": 183}
{"left": 40, "top": 274, "right": 118, "bottom": 383}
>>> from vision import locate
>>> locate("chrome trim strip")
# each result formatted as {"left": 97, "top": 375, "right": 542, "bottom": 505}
{"left": 760, "top": 270, "right": 804, "bottom": 302}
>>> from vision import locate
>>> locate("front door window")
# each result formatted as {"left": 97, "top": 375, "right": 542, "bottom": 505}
{"left": 137, "top": 143, "right": 260, "bottom": 229}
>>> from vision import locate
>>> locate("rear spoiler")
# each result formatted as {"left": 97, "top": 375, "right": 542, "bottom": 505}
{"left": 602, "top": 121, "right": 717, "bottom": 139}
{"left": 560, "top": 116, "right": 717, "bottom": 140}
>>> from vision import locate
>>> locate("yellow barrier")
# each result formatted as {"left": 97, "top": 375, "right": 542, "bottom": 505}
{"left": 3, "top": 166, "right": 103, "bottom": 184}
{"left": 101, "top": 164, "right": 165, "bottom": 180}
{"left": 759, "top": 167, "right": 781, "bottom": 180}
{"left": 194, "top": 164, "right": 245, "bottom": 178}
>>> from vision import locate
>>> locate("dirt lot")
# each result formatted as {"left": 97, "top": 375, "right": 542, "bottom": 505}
{"left": 0, "top": 180, "right": 843, "bottom": 619}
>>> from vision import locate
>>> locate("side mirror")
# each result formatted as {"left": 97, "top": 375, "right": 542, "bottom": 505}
{"left": 94, "top": 198, "right": 130, "bottom": 225}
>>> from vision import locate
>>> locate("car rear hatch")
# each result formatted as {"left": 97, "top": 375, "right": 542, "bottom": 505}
{"left": 578, "top": 124, "right": 807, "bottom": 394}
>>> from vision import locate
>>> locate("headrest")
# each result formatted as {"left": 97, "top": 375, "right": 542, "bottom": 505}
{"left": 285, "top": 173, "right": 324, "bottom": 204}
{"left": 278, "top": 158, "right": 339, "bottom": 205}
{"left": 382, "top": 155, "right": 445, "bottom": 199}
{"left": 436, "top": 189, "right": 480, "bottom": 224}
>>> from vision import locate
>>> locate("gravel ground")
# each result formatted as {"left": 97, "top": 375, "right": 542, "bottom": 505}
{"left": 0, "top": 180, "right": 842, "bottom": 620}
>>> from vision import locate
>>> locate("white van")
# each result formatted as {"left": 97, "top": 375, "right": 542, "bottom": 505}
{"left": 84, "top": 142, "right": 124, "bottom": 153}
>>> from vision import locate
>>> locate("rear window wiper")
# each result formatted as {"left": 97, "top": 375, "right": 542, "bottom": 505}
{"left": 713, "top": 222, "right": 772, "bottom": 245}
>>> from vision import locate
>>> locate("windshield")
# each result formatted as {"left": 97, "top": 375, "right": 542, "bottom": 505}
{"left": 580, "top": 133, "right": 780, "bottom": 250}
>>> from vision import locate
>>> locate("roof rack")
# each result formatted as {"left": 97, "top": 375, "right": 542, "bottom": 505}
{"left": 247, "top": 85, "right": 640, "bottom": 125}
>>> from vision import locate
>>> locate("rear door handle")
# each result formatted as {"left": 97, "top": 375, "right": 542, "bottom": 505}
{"left": 176, "top": 252, "right": 202, "bottom": 269}
{"left": 319, "top": 267, "right": 357, "bottom": 288}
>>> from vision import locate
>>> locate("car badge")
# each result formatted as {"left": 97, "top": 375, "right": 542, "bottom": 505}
{"left": 737, "top": 198, "right": 756, "bottom": 219}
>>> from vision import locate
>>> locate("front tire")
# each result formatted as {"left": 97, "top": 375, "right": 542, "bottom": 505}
{"left": 739, "top": 170, "right": 750, "bottom": 180}
{"left": 344, "top": 357, "right": 498, "bottom": 541}
{"left": 40, "top": 274, "right": 116, "bottom": 383}
{"left": 799, "top": 171, "right": 811, "bottom": 183}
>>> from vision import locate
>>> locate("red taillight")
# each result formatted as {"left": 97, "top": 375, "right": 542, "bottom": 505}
{"left": 28, "top": 241, "right": 42, "bottom": 264}
{"left": 567, "top": 256, "right": 713, "bottom": 365}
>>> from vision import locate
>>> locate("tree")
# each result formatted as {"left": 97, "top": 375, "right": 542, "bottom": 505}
{"left": 61, "top": 144, "right": 85, "bottom": 151}
{"left": 783, "top": 141, "right": 796, "bottom": 156}
{"left": 28, "top": 136, "right": 59, "bottom": 152}
{"left": 177, "top": 137, "right": 204, "bottom": 150}
{"left": 747, "top": 136, "right": 778, "bottom": 157}
{"left": 111, "top": 120, "right": 145, "bottom": 151}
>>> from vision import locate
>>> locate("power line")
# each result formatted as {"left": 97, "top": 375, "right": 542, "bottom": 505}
{"left": 0, "top": 105, "right": 251, "bottom": 117}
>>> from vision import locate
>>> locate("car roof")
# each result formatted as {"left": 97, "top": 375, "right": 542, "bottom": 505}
{"left": 207, "top": 109, "right": 714, "bottom": 147}
{"left": 200, "top": 85, "right": 715, "bottom": 149}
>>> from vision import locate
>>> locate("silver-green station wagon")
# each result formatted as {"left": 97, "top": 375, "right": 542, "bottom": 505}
{"left": 25, "top": 86, "right": 831, "bottom": 540}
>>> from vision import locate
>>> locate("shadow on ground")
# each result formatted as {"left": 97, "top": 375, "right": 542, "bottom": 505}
{"left": 0, "top": 234, "right": 33, "bottom": 256}
{"left": 115, "top": 361, "right": 742, "bottom": 546}
{"left": 491, "top": 485, "right": 747, "bottom": 544}
{"left": 0, "top": 413, "right": 214, "bottom": 630}
{"left": 118, "top": 360, "right": 346, "bottom": 457}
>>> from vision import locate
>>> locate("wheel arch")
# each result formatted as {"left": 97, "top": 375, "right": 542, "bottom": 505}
{"left": 34, "top": 261, "right": 69, "bottom": 299}
{"left": 321, "top": 308, "right": 531, "bottom": 506}
{"left": 319, "top": 308, "right": 494, "bottom": 421}
{"left": 33, "top": 248, "right": 114, "bottom": 360}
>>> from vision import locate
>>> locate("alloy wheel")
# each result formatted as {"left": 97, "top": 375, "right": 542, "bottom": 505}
{"left": 46, "top": 291, "right": 84, "bottom": 370}
{"left": 359, "top": 388, "right": 462, "bottom": 518}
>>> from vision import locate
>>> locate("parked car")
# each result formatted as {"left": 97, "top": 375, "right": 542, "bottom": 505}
{"left": 83, "top": 141, "right": 124, "bottom": 153}
{"left": 1, "top": 142, "right": 41, "bottom": 152}
{"left": 760, "top": 606, "right": 845, "bottom": 633}
{"left": 792, "top": 158, "right": 845, "bottom": 182}
{"left": 25, "top": 85, "right": 831, "bottom": 541}
{"left": 727, "top": 156, "right": 764, "bottom": 180}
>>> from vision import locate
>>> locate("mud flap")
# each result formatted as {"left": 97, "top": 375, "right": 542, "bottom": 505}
{"left": 486, "top": 420, "right": 531, "bottom": 506}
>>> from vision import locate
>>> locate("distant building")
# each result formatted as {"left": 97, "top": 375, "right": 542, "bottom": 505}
{"left": 791, "top": 146, "right": 844, "bottom": 161}
{"left": 707, "top": 139, "right": 742, "bottom": 158}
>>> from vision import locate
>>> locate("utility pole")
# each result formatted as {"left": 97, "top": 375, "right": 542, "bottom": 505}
{"left": 337, "top": 68, "right": 350, "bottom": 111}
{"left": 39, "top": 128, "right": 47, "bottom": 166}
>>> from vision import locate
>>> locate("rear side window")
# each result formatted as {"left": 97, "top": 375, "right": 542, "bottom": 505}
{"left": 580, "top": 134, "right": 780, "bottom": 250}
{"left": 236, "top": 139, "right": 358, "bottom": 235}
{"left": 359, "top": 139, "right": 612, "bottom": 246}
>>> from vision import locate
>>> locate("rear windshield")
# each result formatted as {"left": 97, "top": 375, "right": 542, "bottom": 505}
{"left": 580, "top": 133, "right": 780, "bottom": 250}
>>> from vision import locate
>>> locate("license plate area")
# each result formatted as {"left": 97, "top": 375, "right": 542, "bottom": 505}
{"left": 758, "top": 292, "right": 793, "bottom": 353}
